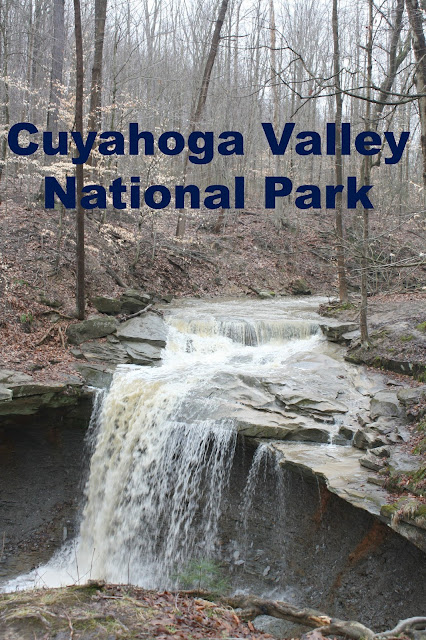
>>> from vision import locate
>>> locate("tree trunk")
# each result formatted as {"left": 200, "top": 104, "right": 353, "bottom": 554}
{"left": 185, "top": 592, "right": 426, "bottom": 640}
{"left": 176, "top": 0, "right": 229, "bottom": 238}
{"left": 87, "top": 0, "right": 107, "bottom": 173}
{"left": 405, "top": 0, "right": 426, "bottom": 206}
{"left": 73, "top": 0, "right": 85, "bottom": 320}
{"left": 46, "top": 0, "right": 65, "bottom": 133}
{"left": 360, "top": 0, "right": 373, "bottom": 345}
{"left": 88, "top": 0, "right": 107, "bottom": 132}
{"left": 0, "top": 0, "right": 10, "bottom": 184}
{"left": 332, "top": 0, "right": 348, "bottom": 303}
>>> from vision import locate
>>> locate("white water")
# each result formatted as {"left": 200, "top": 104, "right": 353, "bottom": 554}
{"left": 4, "top": 297, "right": 363, "bottom": 592}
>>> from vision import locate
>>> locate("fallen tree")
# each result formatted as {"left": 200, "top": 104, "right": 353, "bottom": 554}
{"left": 194, "top": 592, "right": 426, "bottom": 640}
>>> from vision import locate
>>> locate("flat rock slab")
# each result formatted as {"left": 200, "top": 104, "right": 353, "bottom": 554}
{"left": 370, "top": 390, "right": 403, "bottom": 420}
{"left": 123, "top": 341, "right": 163, "bottom": 365}
{"left": 78, "top": 340, "right": 130, "bottom": 364}
{"left": 92, "top": 296, "right": 122, "bottom": 314}
{"left": 0, "top": 369, "right": 33, "bottom": 385}
{"left": 271, "top": 442, "right": 426, "bottom": 552}
{"left": 10, "top": 382, "right": 67, "bottom": 398}
{"left": 74, "top": 363, "right": 116, "bottom": 388}
{"left": 270, "top": 388, "right": 348, "bottom": 414}
{"left": 67, "top": 316, "right": 118, "bottom": 345}
{"left": 0, "top": 385, "right": 12, "bottom": 401}
{"left": 397, "top": 386, "right": 426, "bottom": 407}
{"left": 117, "top": 314, "right": 168, "bottom": 346}
{"left": 271, "top": 442, "right": 386, "bottom": 514}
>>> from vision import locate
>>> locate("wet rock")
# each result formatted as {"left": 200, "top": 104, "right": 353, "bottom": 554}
{"left": 10, "top": 382, "right": 66, "bottom": 397}
{"left": 74, "top": 362, "right": 116, "bottom": 388}
{"left": 370, "top": 445, "right": 391, "bottom": 458}
{"left": 116, "top": 313, "right": 167, "bottom": 346}
{"left": 0, "top": 389, "right": 88, "bottom": 416}
{"left": 285, "top": 427, "right": 330, "bottom": 443}
{"left": 360, "top": 454, "right": 387, "bottom": 471}
{"left": 0, "top": 372, "right": 87, "bottom": 416}
{"left": 78, "top": 340, "right": 130, "bottom": 364}
{"left": 271, "top": 442, "right": 392, "bottom": 520}
{"left": 92, "top": 295, "right": 122, "bottom": 315}
{"left": 67, "top": 316, "right": 117, "bottom": 345}
{"left": 0, "top": 384, "right": 12, "bottom": 401}
{"left": 123, "top": 341, "right": 163, "bottom": 365}
{"left": 353, "top": 428, "right": 388, "bottom": 450}
{"left": 233, "top": 409, "right": 305, "bottom": 439}
{"left": 370, "top": 390, "right": 403, "bottom": 420}
{"left": 270, "top": 388, "right": 348, "bottom": 415}
{"left": 339, "top": 425, "right": 356, "bottom": 440}
{"left": 320, "top": 322, "right": 358, "bottom": 343}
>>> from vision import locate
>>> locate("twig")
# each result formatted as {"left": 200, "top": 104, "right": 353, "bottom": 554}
{"left": 40, "top": 310, "right": 74, "bottom": 319}
{"left": 58, "top": 325, "right": 65, "bottom": 349}
{"left": 35, "top": 325, "right": 56, "bottom": 346}
{"left": 105, "top": 265, "right": 127, "bottom": 288}
{"left": 119, "top": 303, "right": 154, "bottom": 322}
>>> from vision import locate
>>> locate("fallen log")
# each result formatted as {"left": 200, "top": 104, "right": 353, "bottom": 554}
{"left": 212, "top": 594, "right": 425, "bottom": 640}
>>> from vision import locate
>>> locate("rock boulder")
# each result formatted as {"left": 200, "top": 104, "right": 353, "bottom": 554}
{"left": 117, "top": 314, "right": 167, "bottom": 346}
{"left": 67, "top": 316, "right": 117, "bottom": 345}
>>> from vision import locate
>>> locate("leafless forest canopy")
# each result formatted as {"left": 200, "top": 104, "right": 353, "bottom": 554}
{"left": 0, "top": 0, "right": 425, "bottom": 309}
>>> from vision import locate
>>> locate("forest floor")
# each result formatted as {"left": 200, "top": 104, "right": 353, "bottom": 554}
{"left": 0, "top": 582, "right": 273, "bottom": 640}
{"left": 0, "top": 196, "right": 424, "bottom": 381}
{"left": 0, "top": 199, "right": 334, "bottom": 380}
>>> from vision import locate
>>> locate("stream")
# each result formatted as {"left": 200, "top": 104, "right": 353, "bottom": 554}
{"left": 3, "top": 297, "right": 425, "bottom": 629}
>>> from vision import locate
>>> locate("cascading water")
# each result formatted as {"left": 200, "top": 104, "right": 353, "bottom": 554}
{"left": 76, "top": 373, "right": 237, "bottom": 587}
{"left": 4, "top": 297, "right": 352, "bottom": 592}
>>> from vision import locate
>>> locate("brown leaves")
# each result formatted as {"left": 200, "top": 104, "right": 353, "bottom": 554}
{"left": 112, "top": 587, "right": 272, "bottom": 640}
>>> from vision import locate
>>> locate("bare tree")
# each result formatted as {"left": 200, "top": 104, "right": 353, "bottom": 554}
{"left": 360, "top": 0, "right": 374, "bottom": 345}
{"left": 73, "top": 0, "right": 85, "bottom": 319}
{"left": 88, "top": 0, "right": 108, "bottom": 133}
{"left": 332, "top": 0, "right": 349, "bottom": 303}
{"left": 175, "top": 0, "right": 230, "bottom": 238}
{"left": 405, "top": 0, "right": 426, "bottom": 205}
{"left": 0, "top": 0, "right": 10, "bottom": 184}
{"left": 46, "top": 0, "right": 65, "bottom": 133}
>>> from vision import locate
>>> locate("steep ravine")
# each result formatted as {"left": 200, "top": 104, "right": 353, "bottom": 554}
{"left": 0, "top": 297, "right": 424, "bottom": 633}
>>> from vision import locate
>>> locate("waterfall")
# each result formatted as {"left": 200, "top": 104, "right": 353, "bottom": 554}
{"left": 3, "top": 298, "right": 327, "bottom": 592}
{"left": 77, "top": 370, "right": 237, "bottom": 587}
{"left": 169, "top": 315, "right": 320, "bottom": 347}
